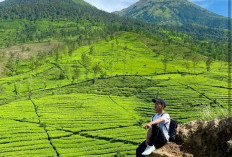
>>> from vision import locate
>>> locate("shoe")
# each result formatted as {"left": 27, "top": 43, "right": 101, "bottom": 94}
{"left": 141, "top": 145, "right": 156, "bottom": 155}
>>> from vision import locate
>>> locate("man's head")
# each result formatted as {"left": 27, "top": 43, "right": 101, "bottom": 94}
{"left": 152, "top": 98, "right": 166, "bottom": 111}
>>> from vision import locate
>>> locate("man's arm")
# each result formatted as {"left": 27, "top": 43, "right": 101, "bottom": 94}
{"left": 142, "top": 117, "right": 165, "bottom": 129}
{"left": 149, "top": 117, "right": 164, "bottom": 125}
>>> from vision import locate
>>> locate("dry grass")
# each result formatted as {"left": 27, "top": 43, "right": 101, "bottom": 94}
{"left": 0, "top": 42, "right": 61, "bottom": 76}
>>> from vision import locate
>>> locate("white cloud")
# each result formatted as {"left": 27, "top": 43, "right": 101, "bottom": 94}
{"left": 0, "top": 0, "right": 136, "bottom": 12}
{"left": 84, "top": 0, "right": 138, "bottom": 12}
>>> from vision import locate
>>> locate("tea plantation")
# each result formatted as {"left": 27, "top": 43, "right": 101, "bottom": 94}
{"left": 0, "top": 32, "right": 230, "bottom": 156}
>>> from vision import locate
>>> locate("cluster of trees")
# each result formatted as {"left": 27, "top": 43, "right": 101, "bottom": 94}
{"left": 4, "top": 52, "right": 20, "bottom": 76}
{"left": 157, "top": 43, "right": 216, "bottom": 73}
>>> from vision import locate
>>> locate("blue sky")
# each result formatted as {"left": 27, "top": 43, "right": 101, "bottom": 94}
{"left": 0, "top": 0, "right": 229, "bottom": 17}
{"left": 188, "top": 0, "right": 228, "bottom": 17}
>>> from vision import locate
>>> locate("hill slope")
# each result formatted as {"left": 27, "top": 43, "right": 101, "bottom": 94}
{"left": 114, "top": 0, "right": 228, "bottom": 29}
{"left": 0, "top": 32, "right": 230, "bottom": 156}
{"left": 0, "top": 0, "right": 228, "bottom": 61}
{"left": 0, "top": 0, "right": 166, "bottom": 48}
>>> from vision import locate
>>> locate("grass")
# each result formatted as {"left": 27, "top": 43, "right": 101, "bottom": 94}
{"left": 199, "top": 104, "right": 230, "bottom": 121}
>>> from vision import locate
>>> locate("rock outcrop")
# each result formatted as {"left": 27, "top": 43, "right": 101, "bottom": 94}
{"left": 148, "top": 142, "right": 193, "bottom": 157}
{"left": 150, "top": 117, "right": 232, "bottom": 157}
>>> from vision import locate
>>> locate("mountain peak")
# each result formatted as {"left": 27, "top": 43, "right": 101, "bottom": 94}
{"left": 114, "top": 0, "right": 227, "bottom": 28}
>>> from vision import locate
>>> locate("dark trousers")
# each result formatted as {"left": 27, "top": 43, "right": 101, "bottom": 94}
{"left": 136, "top": 124, "right": 167, "bottom": 157}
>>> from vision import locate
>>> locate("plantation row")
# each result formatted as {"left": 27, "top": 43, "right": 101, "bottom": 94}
{"left": 0, "top": 93, "right": 148, "bottom": 156}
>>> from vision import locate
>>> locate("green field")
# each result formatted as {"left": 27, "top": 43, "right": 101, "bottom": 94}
{"left": 0, "top": 32, "right": 230, "bottom": 156}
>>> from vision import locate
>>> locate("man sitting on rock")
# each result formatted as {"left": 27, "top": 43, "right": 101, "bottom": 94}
{"left": 136, "top": 98, "right": 170, "bottom": 156}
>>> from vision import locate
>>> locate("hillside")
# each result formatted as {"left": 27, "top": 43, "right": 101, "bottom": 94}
{"left": 0, "top": 32, "right": 230, "bottom": 156}
{"left": 0, "top": 0, "right": 147, "bottom": 47}
{"left": 114, "top": 0, "right": 228, "bottom": 29}
{"left": 0, "top": 0, "right": 227, "bottom": 60}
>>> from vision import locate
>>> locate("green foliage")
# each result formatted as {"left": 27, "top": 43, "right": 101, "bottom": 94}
{"left": 199, "top": 104, "right": 229, "bottom": 121}
{"left": 206, "top": 57, "right": 214, "bottom": 72}
{"left": 81, "top": 52, "right": 92, "bottom": 69}
{"left": 72, "top": 66, "right": 80, "bottom": 83}
{"left": 92, "top": 62, "right": 102, "bottom": 78}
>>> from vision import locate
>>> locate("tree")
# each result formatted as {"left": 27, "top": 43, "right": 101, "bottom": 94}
{"left": 55, "top": 49, "right": 60, "bottom": 62}
{"left": 59, "top": 71, "right": 65, "bottom": 80}
{"left": 168, "top": 45, "right": 178, "bottom": 61}
{"left": 130, "top": 55, "right": 135, "bottom": 74}
{"left": 27, "top": 79, "right": 32, "bottom": 100}
{"left": 81, "top": 53, "right": 92, "bottom": 80}
{"left": 116, "top": 38, "right": 119, "bottom": 46}
{"left": 111, "top": 43, "right": 114, "bottom": 49}
{"left": 68, "top": 42, "right": 78, "bottom": 57}
{"left": 191, "top": 53, "right": 200, "bottom": 73}
{"left": 13, "top": 82, "right": 18, "bottom": 95}
{"left": 0, "top": 84, "right": 6, "bottom": 96}
{"left": 42, "top": 71, "right": 48, "bottom": 89}
{"left": 89, "top": 46, "right": 96, "bottom": 56}
{"left": 72, "top": 66, "right": 80, "bottom": 83}
{"left": 63, "top": 45, "right": 69, "bottom": 56}
{"left": 183, "top": 51, "right": 192, "bottom": 73}
{"left": 81, "top": 53, "right": 92, "bottom": 69}
{"left": 161, "top": 50, "right": 172, "bottom": 73}
{"left": 108, "top": 60, "right": 114, "bottom": 76}
{"left": 92, "top": 62, "right": 102, "bottom": 83}
{"left": 5, "top": 56, "right": 17, "bottom": 76}
{"left": 0, "top": 51, "right": 6, "bottom": 63}
{"left": 161, "top": 57, "right": 169, "bottom": 73}
{"left": 123, "top": 46, "right": 128, "bottom": 76}
{"left": 206, "top": 57, "right": 214, "bottom": 72}
{"left": 29, "top": 56, "right": 39, "bottom": 72}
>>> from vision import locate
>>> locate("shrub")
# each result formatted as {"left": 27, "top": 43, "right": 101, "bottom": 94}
{"left": 199, "top": 104, "right": 229, "bottom": 121}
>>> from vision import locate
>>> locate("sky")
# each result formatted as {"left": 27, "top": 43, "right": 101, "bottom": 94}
{"left": 0, "top": 0, "right": 229, "bottom": 17}
{"left": 188, "top": 0, "right": 228, "bottom": 17}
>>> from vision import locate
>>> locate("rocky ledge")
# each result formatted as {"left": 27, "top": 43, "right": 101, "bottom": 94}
{"left": 148, "top": 117, "right": 232, "bottom": 157}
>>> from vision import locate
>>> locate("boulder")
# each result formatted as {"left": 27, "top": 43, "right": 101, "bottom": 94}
{"left": 149, "top": 117, "right": 232, "bottom": 157}
{"left": 148, "top": 142, "right": 193, "bottom": 157}
{"left": 176, "top": 117, "right": 232, "bottom": 157}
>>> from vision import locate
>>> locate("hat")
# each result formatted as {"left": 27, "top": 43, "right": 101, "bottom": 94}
{"left": 152, "top": 98, "right": 166, "bottom": 108}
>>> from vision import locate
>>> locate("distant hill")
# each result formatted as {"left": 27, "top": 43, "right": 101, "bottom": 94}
{"left": 0, "top": 0, "right": 161, "bottom": 47}
{"left": 114, "top": 0, "right": 228, "bottom": 29}
{"left": 0, "top": 0, "right": 100, "bottom": 20}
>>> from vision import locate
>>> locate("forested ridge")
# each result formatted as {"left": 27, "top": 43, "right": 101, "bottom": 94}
{"left": 0, "top": 0, "right": 228, "bottom": 60}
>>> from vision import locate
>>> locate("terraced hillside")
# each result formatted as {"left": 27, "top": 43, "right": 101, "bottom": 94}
{"left": 0, "top": 32, "right": 230, "bottom": 156}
